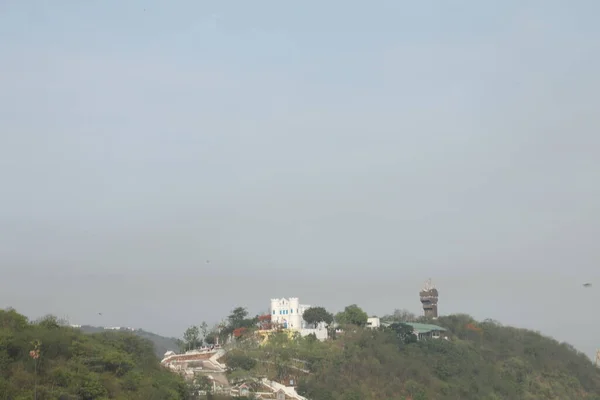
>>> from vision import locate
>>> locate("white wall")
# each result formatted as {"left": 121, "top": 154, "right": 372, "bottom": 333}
{"left": 299, "top": 322, "right": 329, "bottom": 341}
{"left": 270, "top": 298, "right": 311, "bottom": 330}
{"left": 366, "top": 317, "right": 380, "bottom": 329}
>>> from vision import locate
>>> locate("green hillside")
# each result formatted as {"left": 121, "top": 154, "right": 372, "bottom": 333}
{"left": 78, "top": 325, "right": 181, "bottom": 358}
{"left": 215, "top": 311, "right": 600, "bottom": 400}
{"left": 4, "top": 303, "right": 600, "bottom": 400}
{"left": 0, "top": 308, "right": 188, "bottom": 400}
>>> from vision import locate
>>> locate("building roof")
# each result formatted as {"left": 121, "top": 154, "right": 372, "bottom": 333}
{"left": 404, "top": 322, "right": 446, "bottom": 333}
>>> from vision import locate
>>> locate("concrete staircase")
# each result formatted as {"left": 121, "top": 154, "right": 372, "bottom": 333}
{"left": 207, "top": 348, "right": 227, "bottom": 371}
{"left": 260, "top": 378, "right": 308, "bottom": 400}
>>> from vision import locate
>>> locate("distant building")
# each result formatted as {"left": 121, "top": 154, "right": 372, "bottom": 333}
{"left": 104, "top": 326, "right": 135, "bottom": 331}
{"left": 366, "top": 317, "right": 380, "bottom": 329}
{"left": 270, "top": 298, "right": 311, "bottom": 330}
{"left": 268, "top": 298, "right": 329, "bottom": 340}
{"left": 381, "top": 321, "right": 448, "bottom": 341}
{"left": 420, "top": 278, "right": 439, "bottom": 319}
{"left": 405, "top": 322, "right": 447, "bottom": 340}
{"left": 299, "top": 322, "right": 329, "bottom": 341}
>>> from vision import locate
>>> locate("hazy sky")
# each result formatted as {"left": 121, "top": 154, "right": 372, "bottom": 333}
{"left": 1, "top": 1, "right": 599, "bottom": 358}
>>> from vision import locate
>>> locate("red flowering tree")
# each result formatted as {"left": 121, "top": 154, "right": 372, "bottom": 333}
{"left": 257, "top": 314, "right": 272, "bottom": 330}
{"left": 465, "top": 322, "right": 483, "bottom": 343}
{"left": 233, "top": 327, "right": 247, "bottom": 338}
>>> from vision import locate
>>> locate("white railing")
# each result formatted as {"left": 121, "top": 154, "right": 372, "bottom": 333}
{"left": 261, "top": 378, "right": 308, "bottom": 400}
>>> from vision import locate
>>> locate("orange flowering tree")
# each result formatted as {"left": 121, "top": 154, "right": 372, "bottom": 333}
{"left": 465, "top": 322, "right": 483, "bottom": 344}
{"left": 30, "top": 340, "right": 42, "bottom": 399}
{"left": 232, "top": 327, "right": 247, "bottom": 337}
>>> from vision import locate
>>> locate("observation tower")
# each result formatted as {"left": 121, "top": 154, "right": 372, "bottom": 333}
{"left": 420, "top": 278, "right": 439, "bottom": 319}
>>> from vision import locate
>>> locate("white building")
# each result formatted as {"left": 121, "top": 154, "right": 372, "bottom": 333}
{"left": 300, "top": 321, "right": 329, "bottom": 341}
{"left": 270, "top": 297, "right": 311, "bottom": 330}
{"left": 366, "top": 317, "right": 380, "bottom": 329}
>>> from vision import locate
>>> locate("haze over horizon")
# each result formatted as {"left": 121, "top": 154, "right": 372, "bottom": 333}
{"left": 1, "top": 1, "right": 599, "bottom": 358}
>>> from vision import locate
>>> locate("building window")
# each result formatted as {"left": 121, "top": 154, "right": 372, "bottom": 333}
{"left": 272, "top": 310, "right": 275, "bottom": 314}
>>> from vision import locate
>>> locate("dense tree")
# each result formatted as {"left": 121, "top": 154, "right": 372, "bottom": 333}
{"left": 204, "top": 331, "right": 217, "bottom": 345}
{"left": 78, "top": 325, "right": 181, "bottom": 358}
{"left": 309, "top": 319, "right": 600, "bottom": 399}
{"left": 183, "top": 325, "right": 201, "bottom": 350}
{"left": 10, "top": 300, "right": 599, "bottom": 400}
{"left": 220, "top": 307, "right": 259, "bottom": 343}
{"left": 228, "top": 307, "right": 249, "bottom": 327}
{"left": 225, "top": 352, "right": 257, "bottom": 371}
{"left": 200, "top": 321, "right": 209, "bottom": 338}
{"left": 387, "top": 322, "right": 417, "bottom": 344}
{"left": 382, "top": 308, "right": 417, "bottom": 323}
{"left": 34, "top": 314, "right": 61, "bottom": 330}
{"left": 219, "top": 309, "right": 600, "bottom": 400}
{"left": 303, "top": 306, "right": 334, "bottom": 328}
{"left": 236, "top": 317, "right": 259, "bottom": 329}
{"left": 335, "top": 304, "right": 368, "bottom": 327}
{"left": 175, "top": 338, "right": 187, "bottom": 353}
{"left": 194, "top": 375, "right": 213, "bottom": 393}
{"left": 0, "top": 308, "right": 190, "bottom": 399}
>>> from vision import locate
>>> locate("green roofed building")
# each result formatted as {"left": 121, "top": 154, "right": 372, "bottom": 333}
{"left": 381, "top": 321, "right": 447, "bottom": 340}
{"left": 404, "top": 323, "right": 447, "bottom": 340}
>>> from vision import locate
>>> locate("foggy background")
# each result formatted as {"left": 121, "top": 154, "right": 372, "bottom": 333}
{"left": 1, "top": 0, "right": 599, "bottom": 358}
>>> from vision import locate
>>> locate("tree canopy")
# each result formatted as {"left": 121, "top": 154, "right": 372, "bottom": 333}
{"left": 302, "top": 307, "right": 334, "bottom": 328}
{"left": 334, "top": 304, "right": 368, "bottom": 327}
{"left": 78, "top": 325, "right": 181, "bottom": 358}
{"left": 228, "top": 307, "right": 249, "bottom": 327}
{"left": 388, "top": 322, "right": 418, "bottom": 345}
{"left": 0, "top": 308, "right": 189, "bottom": 399}
{"left": 195, "top": 306, "right": 260, "bottom": 345}
{"left": 9, "top": 302, "right": 600, "bottom": 400}
{"left": 381, "top": 308, "right": 417, "bottom": 323}
{"left": 183, "top": 325, "right": 202, "bottom": 351}
{"left": 211, "top": 309, "right": 600, "bottom": 400}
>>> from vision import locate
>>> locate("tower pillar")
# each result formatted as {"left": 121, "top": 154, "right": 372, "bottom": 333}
{"left": 420, "top": 278, "right": 439, "bottom": 319}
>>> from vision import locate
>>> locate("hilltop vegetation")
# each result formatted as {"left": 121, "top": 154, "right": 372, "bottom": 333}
{"left": 212, "top": 306, "right": 600, "bottom": 400}
{"left": 0, "top": 308, "right": 188, "bottom": 400}
{"left": 78, "top": 325, "right": 181, "bottom": 358}
{"left": 4, "top": 302, "right": 600, "bottom": 400}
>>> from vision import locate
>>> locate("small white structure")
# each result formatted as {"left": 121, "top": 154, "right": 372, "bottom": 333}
{"left": 270, "top": 297, "right": 311, "bottom": 330}
{"left": 261, "top": 378, "right": 308, "bottom": 400}
{"left": 300, "top": 321, "right": 329, "bottom": 341}
{"left": 160, "top": 349, "right": 226, "bottom": 374}
{"left": 104, "top": 326, "right": 135, "bottom": 331}
{"left": 366, "top": 317, "right": 380, "bottom": 329}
